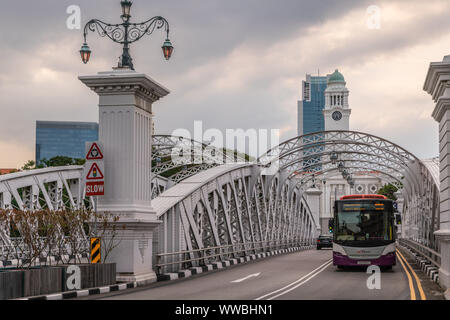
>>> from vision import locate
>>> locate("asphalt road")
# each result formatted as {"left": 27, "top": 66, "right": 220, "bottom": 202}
{"left": 87, "top": 248, "right": 444, "bottom": 300}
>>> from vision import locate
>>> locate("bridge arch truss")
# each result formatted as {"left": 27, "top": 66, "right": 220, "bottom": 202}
{"left": 258, "top": 131, "right": 440, "bottom": 251}
{"left": 0, "top": 131, "right": 440, "bottom": 271}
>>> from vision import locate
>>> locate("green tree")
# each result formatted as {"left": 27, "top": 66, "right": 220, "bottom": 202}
{"left": 42, "top": 156, "right": 85, "bottom": 167}
{"left": 21, "top": 156, "right": 86, "bottom": 171}
{"left": 21, "top": 160, "right": 36, "bottom": 171}
{"left": 74, "top": 158, "right": 86, "bottom": 166}
{"left": 378, "top": 183, "right": 399, "bottom": 200}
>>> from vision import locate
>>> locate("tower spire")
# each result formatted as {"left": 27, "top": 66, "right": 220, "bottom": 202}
{"left": 323, "top": 69, "right": 351, "bottom": 131}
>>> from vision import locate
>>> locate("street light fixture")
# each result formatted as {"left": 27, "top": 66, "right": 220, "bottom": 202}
{"left": 342, "top": 170, "right": 349, "bottom": 179}
{"left": 121, "top": 0, "right": 132, "bottom": 21}
{"left": 80, "top": 43, "right": 91, "bottom": 64}
{"left": 330, "top": 152, "right": 338, "bottom": 165}
{"left": 80, "top": 0, "right": 173, "bottom": 70}
{"left": 162, "top": 38, "right": 174, "bottom": 60}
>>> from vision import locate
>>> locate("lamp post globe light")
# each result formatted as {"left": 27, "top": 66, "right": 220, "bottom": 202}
{"left": 79, "top": 0, "right": 174, "bottom": 70}
{"left": 330, "top": 152, "right": 338, "bottom": 165}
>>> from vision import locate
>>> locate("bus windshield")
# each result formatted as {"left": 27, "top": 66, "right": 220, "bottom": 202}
{"left": 335, "top": 200, "right": 394, "bottom": 243}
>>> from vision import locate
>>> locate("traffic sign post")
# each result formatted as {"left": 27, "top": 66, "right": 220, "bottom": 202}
{"left": 84, "top": 142, "right": 105, "bottom": 197}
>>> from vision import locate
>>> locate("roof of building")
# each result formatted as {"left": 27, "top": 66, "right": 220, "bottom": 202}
{"left": 36, "top": 121, "right": 98, "bottom": 130}
{"left": 328, "top": 69, "right": 345, "bottom": 84}
{"left": 0, "top": 169, "right": 17, "bottom": 175}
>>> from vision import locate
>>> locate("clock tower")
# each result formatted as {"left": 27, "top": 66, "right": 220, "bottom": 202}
{"left": 323, "top": 69, "right": 351, "bottom": 131}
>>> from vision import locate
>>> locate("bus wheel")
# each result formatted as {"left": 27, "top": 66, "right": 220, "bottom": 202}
{"left": 337, "top": 265, "right": 344, "bottom": 270}
{"left": 382, "top": 265, "right": 393, "bottom": 271}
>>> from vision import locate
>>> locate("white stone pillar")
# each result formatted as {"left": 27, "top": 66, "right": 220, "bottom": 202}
{"left": 79, "top": 69, "right": 170, "bottom": 283}
{"left": 320, "top": 180, "right": 327, "bottom": 231}
{"left": 394, "top": 191, "right": 404, "bottom": 238}
{"left": 424, "top": 55, "right": 450, "bottom": 289}
{"left": 305, "top": 187, "right": 322, "bottom": 236}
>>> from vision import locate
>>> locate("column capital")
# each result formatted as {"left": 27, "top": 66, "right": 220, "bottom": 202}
{"left": 305, "top": 187, "right": 322, "bottom": 196}
{"left": 79, "top": 69, "right": 170, "bottom": 113}
{"left": 423, "top": 55, "right": 450, "bottom": 122}
{"left": 434, "top": 229, "right": 450, "bottom": 240}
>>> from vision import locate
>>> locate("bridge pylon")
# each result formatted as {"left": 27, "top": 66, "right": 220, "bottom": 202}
{"left": 79, "top": 68, "right": 170, "bottom": 283}
{"left": 305, "top": 187, "right": 322, "bottom": 236}
{"left": 424, "top": 54, "right": 450, "bottom": 290}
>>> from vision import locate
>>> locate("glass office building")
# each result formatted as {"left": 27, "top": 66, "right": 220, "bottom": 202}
{"left": 297, "top": 74, "right": 328, "bottom": 172}
{"left": 36, "top": 121, "right": 99, "bottom": 164}
{"left": 298, "top": 75, "right": 328, "bottom": 136}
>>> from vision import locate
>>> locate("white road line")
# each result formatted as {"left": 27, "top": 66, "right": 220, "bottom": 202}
{"left": 255, "top": 259, "right": 333, "bottom": 300}
{"left": 231, "top": 272, "right": 261, "bottom": 283}
{"left": 267, "top": 261, "right": 333, "bottom": 300}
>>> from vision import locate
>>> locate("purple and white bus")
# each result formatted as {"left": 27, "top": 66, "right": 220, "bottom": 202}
{"left": 332, "top": 194, "right": 396, "bottom": 269}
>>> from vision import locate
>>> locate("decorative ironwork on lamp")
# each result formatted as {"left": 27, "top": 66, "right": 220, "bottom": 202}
{"left": 79, "top": 0, "right": 174, "bottom": 70}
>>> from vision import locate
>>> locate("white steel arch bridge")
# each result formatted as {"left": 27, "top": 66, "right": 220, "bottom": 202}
{"left": 0, "top": 131, "right": 440, "bottom": 274}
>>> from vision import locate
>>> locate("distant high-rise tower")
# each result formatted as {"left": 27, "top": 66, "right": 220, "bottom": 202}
{"left": 297, "top": 74, "right": 328, "bottom": 136}
{"left": 323, "top": 69, "right": 351, "bottom": 131}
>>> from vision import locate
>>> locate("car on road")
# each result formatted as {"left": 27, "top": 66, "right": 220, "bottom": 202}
{"left": 317, "top": 235, "right": 333, "bottom": 250}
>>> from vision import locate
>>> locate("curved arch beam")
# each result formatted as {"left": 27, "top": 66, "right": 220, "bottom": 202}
{"left": 152, "top": 134, "right": 246, "bottom": 183}
{"left": 277, "top": 158, "right": 406, "bottom": 190}
{"left": 280, "top": 148, "right": 407, "bottom": 175}
{"left": 283, "top": 154, "right": 406, "bottom": 181}
{"left": 259, "top": 131, "right": 418, "bottom": 167}
{"left": 293, "top": 165, "right": 402, "bottom": 193}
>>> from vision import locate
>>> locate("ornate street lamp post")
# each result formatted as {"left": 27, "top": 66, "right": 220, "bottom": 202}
{"left": 80, "top": 0, "right": 174, "bottom": 70}
{"left": 330, "top": 152, "right": 338, "bottom": 165}
{"left": 155, "top": 157, "right": 162, "bottom": 167}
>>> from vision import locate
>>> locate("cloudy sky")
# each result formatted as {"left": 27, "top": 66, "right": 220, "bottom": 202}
{"left": 0, "top": 0, "right": 448, "bottom": 168}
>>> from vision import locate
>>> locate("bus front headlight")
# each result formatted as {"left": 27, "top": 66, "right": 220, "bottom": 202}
{"left": 381, "top": 243, "right": 396, "bottom": 256}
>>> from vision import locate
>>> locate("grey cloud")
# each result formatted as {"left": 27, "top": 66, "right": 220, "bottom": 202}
{"left": 0, "top": 0, "right": 445, "bottom": 166}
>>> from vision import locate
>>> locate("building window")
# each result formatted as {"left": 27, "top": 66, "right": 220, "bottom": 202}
{"left": 303, "top": 81, "right": 311, "bottom": 102}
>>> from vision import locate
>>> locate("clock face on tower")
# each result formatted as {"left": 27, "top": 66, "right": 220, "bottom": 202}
{"left": 332, "top": 111, "right": 342, "bottom": 121}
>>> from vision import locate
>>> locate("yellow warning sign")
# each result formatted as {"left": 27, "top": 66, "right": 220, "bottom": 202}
{"left": 90, "top": 238, "right": 101, "bottom": 264}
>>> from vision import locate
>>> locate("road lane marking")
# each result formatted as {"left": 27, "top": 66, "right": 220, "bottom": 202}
{"left": 396, "top": 249, "right": 426, "bottom": 300}
{"left": 265, "top": 260, "right": 333, "bottom": 300}
{"left": 255, "top": 259, "right": 333, "bottom": 300}
{"left": 396, "top": 250, "right": 416, "bottom": 300}
{"left": 231, "top": 273, "right": 261, "bottom": 283}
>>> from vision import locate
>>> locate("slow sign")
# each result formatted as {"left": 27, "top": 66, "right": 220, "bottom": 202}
{"left": 84, "top": 142, "right": 105, "bottom": 197}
